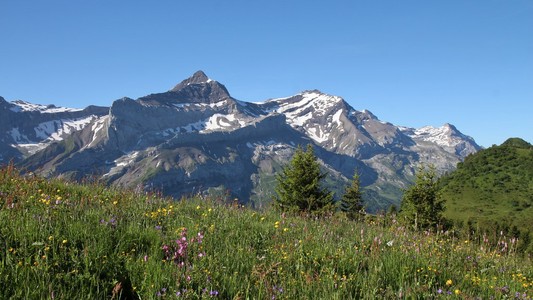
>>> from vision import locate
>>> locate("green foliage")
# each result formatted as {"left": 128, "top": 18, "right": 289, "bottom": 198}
{"left": 274, "top": 145, "right": 334, "bottom": 214}
{"left": 1, "top": 164, "right": 533, "bottom": 298}
{"left": 440, "top": 138, "right": 533, "bottom": 246}
{"left": 400, "top": 165, "right": 445, "bottom": 230}
{"left": 340, "top": 172, "right": 364, "bottom": 220}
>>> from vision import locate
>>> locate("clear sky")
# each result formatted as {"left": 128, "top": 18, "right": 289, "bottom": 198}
{"left": 1, "top": 1, "right": 532, "bottom": 147}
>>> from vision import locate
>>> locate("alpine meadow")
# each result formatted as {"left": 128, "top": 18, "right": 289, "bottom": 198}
{"left": 1, "top": 163, "right": 533, "bottom": 299}
{"left": 1, "top": 71, "right": 532, "bottom": 299}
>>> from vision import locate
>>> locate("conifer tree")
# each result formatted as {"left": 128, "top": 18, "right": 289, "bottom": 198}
{"left": 340, "top": 172, "right": 364, "bottom": 220}
{"left": 275, "top": 144, "right": 334, "bottom": 214}
{"left": 400, "top": 165, "right": 446, "bottom": 230}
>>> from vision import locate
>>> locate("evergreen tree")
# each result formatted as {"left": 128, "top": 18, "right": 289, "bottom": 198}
{"left": 400, "top": 165, "right": 446, "bottom": 230}
{"left": 340, "top": 172, "right": 364, "bottom": 220}
{"left": 275, "top": 144, "right": 334, "bottom": 214}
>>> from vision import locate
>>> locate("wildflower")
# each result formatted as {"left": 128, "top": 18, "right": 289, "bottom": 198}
{"left": 62, "top": 239, "right": 68, "bottom": 244}
{"left": 454, "top": 289, "right": 461, "bottom": 295}
{"left": 143, "top": 255, "right": 148, "bottom": 262}
{"left": 437, "top": 289, "right": 443, "bottom": 294}
{"left": 446, "top": 279, "right": 453, "bottom": 286}
{"left": 209, "top": 290, "right": 219, "bottom": 297}
{"left": 197, "top": 232, "right": 204, "bottom": 243}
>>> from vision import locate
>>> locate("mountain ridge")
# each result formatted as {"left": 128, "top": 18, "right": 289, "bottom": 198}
{"left": 1, "top": 71, "right": 481, "bottom": 211}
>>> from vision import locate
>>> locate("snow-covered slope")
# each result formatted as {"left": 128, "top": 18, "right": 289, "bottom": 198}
{"left": 10, "top": 100, "right": 83, "bottom": 114}
{"left": 400, "top": 123, "right": 480, "bottom": 157}
{"left": 0, "top": 96, "right": 108, "bottom": 160}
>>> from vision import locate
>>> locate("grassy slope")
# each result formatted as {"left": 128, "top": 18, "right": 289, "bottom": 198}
{"left": 1, "top": 164, "right": 532, "bottom": 299}
{"left": 440, "top": 138, "right": 533, "bottom": 237}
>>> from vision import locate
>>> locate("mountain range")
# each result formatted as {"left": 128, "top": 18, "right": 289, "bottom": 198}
{"left": 1, "top": 71, "right": 481, "bottom": 211}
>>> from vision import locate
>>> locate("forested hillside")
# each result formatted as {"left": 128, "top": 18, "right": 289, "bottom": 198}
{"left": 440, "top": 138, "right": 533, "bottom": 247}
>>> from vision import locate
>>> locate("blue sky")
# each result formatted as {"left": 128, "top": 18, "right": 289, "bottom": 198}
{"left": 1, "top": 1, "right": 532, "bottom": 147}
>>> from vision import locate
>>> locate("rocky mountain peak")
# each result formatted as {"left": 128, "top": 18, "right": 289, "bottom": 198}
{"left": 0, "top": 96, "right": 9, "bottom": 109}
{"left": 442, "top": 123, "right": 457, "bottom": 131}
{"left": 134, "top": 71, "right": 232, "bottom": 106}
{"left": 302, "top": 89, "right": 325, "bottom": 95}
{"left": 170, "top": 70, "right": 212, "bottom": 92}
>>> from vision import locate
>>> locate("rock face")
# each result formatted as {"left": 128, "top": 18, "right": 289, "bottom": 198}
{"left": 0, "top": 96, "right": 108, "bottom": 162}
{"left": 2, "top": 71, "right": 482, "bottom": 211}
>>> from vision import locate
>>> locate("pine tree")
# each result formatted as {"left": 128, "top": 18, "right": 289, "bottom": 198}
{"left": 400, "top": 165, "right": 446, "bottom": 230}
{"left": 275, "top": 144, "right": 334, "bottom": 214}
{"left": 340, "top": 172, "right": 364, "bottom": 220}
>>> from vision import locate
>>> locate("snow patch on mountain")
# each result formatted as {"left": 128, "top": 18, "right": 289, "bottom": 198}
{"left": 103, "top": 151, "right": 141, "bottom": 177}
{"left": 35, "top": 116, "right": 97, "bottom": 142}
{"left": 85, "top": 116, "right": 109, "bottom": 148}
{"left": 9, "top": 128, "right": 30, "bottom": 143}
{"left": 172, "top": 99, "right": 229, "bottom": 110}
{"left": 10, "top": 100, "right": 83, "bottom": 114}
{"left": 264, "top": 91, "right": 346, "bottom": 145}
{"left": 203, "top": 114, "right": 245, "bottom": 131}
{"left": 411, "top": 124, "right": 465, "bottom": 148}
{"left": 275, "top": 91, "right": 342, "bottom": 117}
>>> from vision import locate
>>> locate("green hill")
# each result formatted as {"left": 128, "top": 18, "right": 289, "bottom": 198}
{"left": 440, "top": 138, "right": 533, "bottom": 238}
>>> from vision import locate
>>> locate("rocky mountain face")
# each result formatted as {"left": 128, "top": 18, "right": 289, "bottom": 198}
{"left": 0, "top": 96, "right": 108, "bottom": 163}
{"left": 2, "top": 71, "right": 482, "bottom": 212}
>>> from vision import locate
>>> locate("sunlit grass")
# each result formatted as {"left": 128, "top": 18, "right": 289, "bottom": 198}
{"left": 1, "top": 164, "right": 532, "bottom": 299}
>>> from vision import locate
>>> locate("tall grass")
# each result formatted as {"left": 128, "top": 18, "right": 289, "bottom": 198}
{"left": 1, "top": 164, "right": 532, "bottom": 299}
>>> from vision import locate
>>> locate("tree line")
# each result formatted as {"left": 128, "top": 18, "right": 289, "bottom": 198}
{"left": 275, "top": 144, "right": 445, "bottom": 230}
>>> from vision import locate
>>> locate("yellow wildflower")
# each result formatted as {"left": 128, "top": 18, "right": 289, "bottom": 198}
{"left": 446, "top": 279, "right": 453, "bottom": 286}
